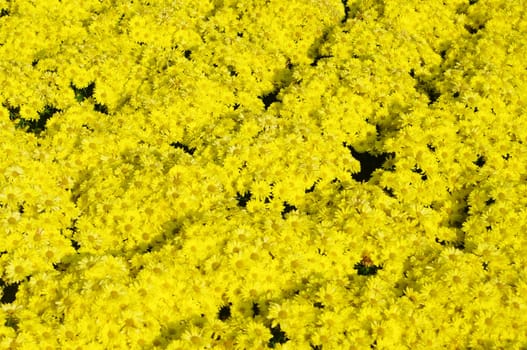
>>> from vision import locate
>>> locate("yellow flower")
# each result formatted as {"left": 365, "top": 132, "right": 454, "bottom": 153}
{"left": 4, "top": 251, "right": 32, "bottom": 283}
{"left": 181, "top": 324, "right": 210, "bottom": 348}
{"left": 251, "top": 180, "right": 270, "bottom": 202}
{"left": 267, "top": 302, "right": 291, "bottom": 329}
{"left": 235, "top": 320, "right": 271, "bottom": 350}
{"left": 3, "top": 165, "right": 25, "bottom": 180}
{"left": 246, "top": 199, "right": 266, "bottom": 213}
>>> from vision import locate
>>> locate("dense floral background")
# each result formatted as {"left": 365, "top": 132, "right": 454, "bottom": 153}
{"left": 1, "top": 0, "right": 526, "bottom": 348}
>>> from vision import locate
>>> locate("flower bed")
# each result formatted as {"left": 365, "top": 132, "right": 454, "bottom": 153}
{"left": 1, "top": 0, "right": 526, "bottom": 348}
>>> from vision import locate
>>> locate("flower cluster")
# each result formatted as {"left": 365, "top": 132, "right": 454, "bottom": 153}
{"left": 1, "top": 0, "right": 527, "bottom": 348}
